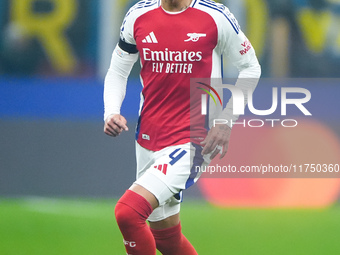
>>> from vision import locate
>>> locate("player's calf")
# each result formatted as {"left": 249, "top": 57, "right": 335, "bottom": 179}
{"left": 151, "top": 222, "right": 198, "bottom": 255}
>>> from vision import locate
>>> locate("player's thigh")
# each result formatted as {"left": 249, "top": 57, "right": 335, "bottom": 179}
{"left": 149, "top": 212, "right": 180, "bottom": 229}
{"left": 153, "top": 142, "right": 211, "bottom": 192}
{"left": 136, "top": 142, "right": 211, "bottom": 186}
{"left": 135, "top": 141, "right": 155, "bottom": 179}
{"left": 136, "top": 142, "right": 208, "bottom": 200}
{"left": 135, "top": 142, "right": 211, "bottom": 221}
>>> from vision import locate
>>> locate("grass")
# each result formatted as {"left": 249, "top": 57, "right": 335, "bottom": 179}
{"left": 1, "top": 197, "right": 340, "bottom": 255}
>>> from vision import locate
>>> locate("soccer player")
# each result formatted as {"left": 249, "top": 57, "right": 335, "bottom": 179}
{"left": 103, "top": 0, "right": 261, "bottom": 254}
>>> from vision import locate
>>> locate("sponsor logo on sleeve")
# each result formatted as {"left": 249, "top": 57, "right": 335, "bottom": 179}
{"left": 239, "top": 40, "right": 252, "bottom": 55}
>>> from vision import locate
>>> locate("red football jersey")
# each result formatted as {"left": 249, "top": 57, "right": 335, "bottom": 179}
{"left": 117, "top": 0, "right": 259, "bottom": 151}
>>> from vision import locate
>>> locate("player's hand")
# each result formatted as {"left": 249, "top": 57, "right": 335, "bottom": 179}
{"left": 104, "top": 114, "right": 129, "bottom": 137}
{"left": 201, "top": 124, "right": 231, "bottom": 160}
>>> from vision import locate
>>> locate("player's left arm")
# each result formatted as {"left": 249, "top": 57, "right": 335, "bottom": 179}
{"left": 201, "top": 122, "right": 231, "bottom": 160}
{"left": 201, "top": 8, "right": 261, "bottom": 159}
{"left": 220, "top": 15, "right": 262, "bottom": 123}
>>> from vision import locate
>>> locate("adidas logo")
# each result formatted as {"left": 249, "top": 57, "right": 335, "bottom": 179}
{"left": 154, "top": 164, "right": 168, "bottom": 175}
{"left": 142, "top": 31, "right": 158, "bottom": 43}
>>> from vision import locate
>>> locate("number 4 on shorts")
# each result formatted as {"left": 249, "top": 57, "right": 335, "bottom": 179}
{"left": 169, "top": 149, "right": 187, "bottom": 165}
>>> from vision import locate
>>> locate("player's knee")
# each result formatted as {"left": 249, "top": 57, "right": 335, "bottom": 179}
{"left": 115, "top": 201, "right": 136, "bottom": 229}
{"left": 114, "top": 190, "right": 153, "bottom": 229}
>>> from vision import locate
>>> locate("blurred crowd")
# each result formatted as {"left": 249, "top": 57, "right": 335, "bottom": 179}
{"left": 0, "top": 0, "right": 339, "bottom": 78}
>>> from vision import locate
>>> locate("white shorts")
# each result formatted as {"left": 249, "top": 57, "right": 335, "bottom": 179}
{"left": 134, "top": 142, "right": 211, "bottom": 222}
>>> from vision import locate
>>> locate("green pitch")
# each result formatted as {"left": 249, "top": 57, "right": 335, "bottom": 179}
{"left": 1, "top": 198, "right": 340, "bottom": 255}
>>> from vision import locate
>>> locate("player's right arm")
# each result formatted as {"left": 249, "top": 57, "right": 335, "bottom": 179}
{"left": 104, "top": 114, "right": 129, "bottom": 137}
{"left": 103, "top": 39, "right": 139, "bottom": 136}
{"left": 103, "top": 2, "right": 140, "bottom": 137}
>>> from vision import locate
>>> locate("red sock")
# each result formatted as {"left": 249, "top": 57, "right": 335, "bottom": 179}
{"left": 151, "top": 223, "right": 198, "bottom": 255}
{"left": 115, "top": 190, "right": 156, "bottom": 255}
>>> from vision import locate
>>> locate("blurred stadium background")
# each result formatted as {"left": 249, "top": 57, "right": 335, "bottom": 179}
{"left": 1, "top": 0, "right": 340, "bottom": 254}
